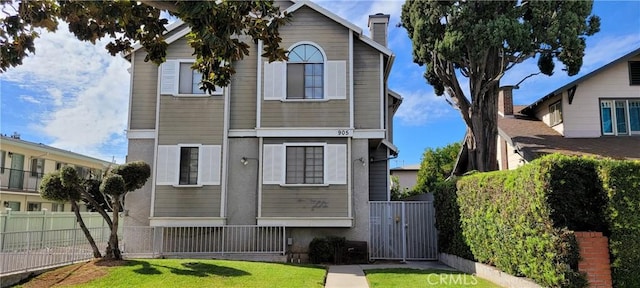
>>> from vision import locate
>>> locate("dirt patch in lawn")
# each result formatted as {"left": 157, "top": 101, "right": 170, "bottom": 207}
{"left": 22, "top": 259, "right": 127, "bottom": 288}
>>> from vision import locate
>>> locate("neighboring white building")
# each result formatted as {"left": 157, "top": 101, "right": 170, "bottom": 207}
{"left": 390, "top": 164, "right": 420, "bottom": 192}
{"left": 497, "top": 47, "right": 640, "bottom": 169}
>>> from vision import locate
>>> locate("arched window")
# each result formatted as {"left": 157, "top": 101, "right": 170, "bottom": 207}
{"left": 287, "top": 44, "right": 324, "bottom": 99}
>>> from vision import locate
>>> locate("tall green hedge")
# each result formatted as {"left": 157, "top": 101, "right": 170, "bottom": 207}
{"left": 599, "top": 160, "right": 640, "bottom": 288}
{"left": 433, "top": 178, "right": 474, "bottom": 260}
{"left": 456, "top": 155, "right": 606, "bottom": 287}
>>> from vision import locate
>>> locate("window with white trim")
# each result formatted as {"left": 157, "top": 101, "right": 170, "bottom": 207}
{"left": 600, "top": 99, "right": 640, "bottom": 135}
{"left": 263, "top": 42, "right": 346, "bottom": 101}
{"left": 160, "top": 60, "right": 223, "bottom": 96}
{"left": 263, "top": 143, "right": 346, "bottom": 185}
{"left": 0, "top": 150, "right": 5, "bottom": 174}
{"left": 549, "top": 100, "right": 562, "bottom": 126}
{"left": 52, "top": 203, "right": 64, "bottom": 212}
{"left": 156, "top": 145, "right": 221, "bottom": 186}
{"left": 31, "top": 158, "right": 44, "bottom": 177}
{"left": 287, "top": 44, "right": 324, "bottom": 99}
{"left": 286, "top": 146, "right": 324, "bottom": 184}
{"left": 630, "top": 61, "right": 640, "bottom": 85}
{"left": 27, "top": 202, "right": 41, "bottom": 211}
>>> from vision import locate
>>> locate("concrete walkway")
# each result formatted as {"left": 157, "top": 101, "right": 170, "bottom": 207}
{"left": 324, "top": 261, "right": 455, "bottom": 288}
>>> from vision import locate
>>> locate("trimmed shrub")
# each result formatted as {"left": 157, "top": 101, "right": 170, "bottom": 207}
{"left": 456, "top": 154, "right": 606, "bottom": 287}
{"left": 309, "top": 237, "right": 332, "bottom": 264}
{"left": 599, "top": 160, "right": 640, "bottom": 288}
{"left": 433, "top": 178, "right": 473, "bottom": 260}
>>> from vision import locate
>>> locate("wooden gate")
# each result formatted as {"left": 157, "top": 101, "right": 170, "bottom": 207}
{"left": 369, "top": 201, "right": 438, "bottom": 261}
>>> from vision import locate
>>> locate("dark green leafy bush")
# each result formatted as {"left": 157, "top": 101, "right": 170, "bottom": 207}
{"left": 433, "top": 178, "right": 473, "bottom": 260}
{"left": 309, "top": 237, "right": 332, "bottom": 264}
{"left": 599, "top": 160, "right": 640, "bottom": 288}
{"left": 456, "top": 155, "right": 605, "bottom": 287}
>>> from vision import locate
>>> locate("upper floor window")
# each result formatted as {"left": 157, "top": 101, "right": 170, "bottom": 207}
{"left": 262, "top": 143, "right": 346, "bottom": 186}
{"left": 601, "top": 99, "right": 640, "bottom": 135}
{"left": 629, "top": 61, "right": 640, "bottom": 85}
{"left": 0, "top": 150, "right": 5, "bottom": 174}
{"left": 160, "top": 60, "right": 223, "bottom": 96}
{"left": 30, "top": 158, "right": 44, "bottom": 177}
{"left": 179, "top": 147, "right": 199, "bottom": 185}
{"left": 549, "top": 101, "right": 562, "bottom": 126}
{"left": 287, "top": 44, "right": 324, "bottom": 100}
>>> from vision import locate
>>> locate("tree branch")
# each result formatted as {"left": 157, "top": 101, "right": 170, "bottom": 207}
{"left": 139, "top": 1, "right": 178, "bottom": 13}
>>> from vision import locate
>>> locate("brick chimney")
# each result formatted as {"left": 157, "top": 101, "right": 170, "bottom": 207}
{"left": 368, "top": 13, "right": 390, "bottom": 47}
{"left": 498, "top": 86, "right": 514, "bottom": 117}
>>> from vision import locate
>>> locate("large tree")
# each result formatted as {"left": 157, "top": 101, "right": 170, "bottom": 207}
{"left": 415, "top": 142, "right": 461, "bottom": 193}
{"left": 40, "top": 162, "right": 150, "bottom": 260}
{"left": 401, "top": 1, "right": 600, "bottom": 172}
{"left": 0, "top": 0, "right": 289, "bottom": 93}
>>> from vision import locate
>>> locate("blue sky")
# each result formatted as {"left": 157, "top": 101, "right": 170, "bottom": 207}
{"left": 1, "top": 0, "right": 639, "bottom": 166}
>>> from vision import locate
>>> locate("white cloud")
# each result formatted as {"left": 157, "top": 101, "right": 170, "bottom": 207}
{"left": 393, "top": 89, "right": 455, "bottom": 126}
{"left": 19, "top": 95, "right": 41, "bottom": 104}
{"left": 1, "top": 24, "right": 130, "bottom": 163}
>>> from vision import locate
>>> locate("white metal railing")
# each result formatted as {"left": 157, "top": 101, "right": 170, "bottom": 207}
{"left": 0, "top": 227, "right": 110, "bottom": 275}
{"left": 121, "top": 226, "right": 286, "bottom": 257}
{"left": 0, "top": 225, "right": 286, "bottom": 276}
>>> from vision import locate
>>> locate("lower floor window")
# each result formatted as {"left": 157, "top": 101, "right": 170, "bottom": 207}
{"left": 5, "top": 201, "right": 20, "bottom": 211}
{"left": 179, "top": 147, "right": 199, "bottom": 185}
{"left": 52, "top": 203, "right": 64, "bottom": 212}
{"left": 27, "top": 202, "right": 41, "bottom": 211}
{"left": 286, "top": 146, "right": 324, "bottom": 184}
{"left": 601, "top": 99, "right": 640, "bottom": 135}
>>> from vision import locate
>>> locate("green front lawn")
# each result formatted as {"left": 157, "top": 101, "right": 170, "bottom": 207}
{"left": 366, "top": 268, "right": 502, "bottom": 288}
{"left": 25, "top": 259, "right": 326, "bottom": 288}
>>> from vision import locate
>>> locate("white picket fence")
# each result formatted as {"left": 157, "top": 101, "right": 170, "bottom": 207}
{"left": 0, "top": 211, "right": 107, "bottom": 233}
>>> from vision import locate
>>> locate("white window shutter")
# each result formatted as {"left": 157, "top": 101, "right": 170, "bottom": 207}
{"left": 263, "top": 144, "right": 284, "bottom": 184}
{"left": 160, "top": 60, "right": 179, "bottom": 95}
{"left": 199, "top": 145, "right": 221, "bottom": 185}
{"left": 156, "top": 145, "right": 178, "bottom": 185}
{"left": 263, "top": 61, "right": 286, "bottom": 100}
{"left": 326, "top": 144, "right": 347, "bottom": 184}
{"left": 326, "top": 61, "right": 346, "bottom": 100}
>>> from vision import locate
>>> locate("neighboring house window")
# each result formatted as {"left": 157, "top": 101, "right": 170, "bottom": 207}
{"left": 55, "top": 162, "right": 67, "bottom": 170}
{"left": 179, "top": 147, "right": 199, "bottom": 185}
{"left": 600, "top": 99, "right": 640, "bottom": 135}
{"left": 52, "top": 203, "right": 64, "bottom": 212}
{"left": 287, "top": 44, "right": 324, "bottom": 100}
{"left": 629, "top": 61, "right": 640, "bottom": 85}
{"left": 549, "top": 101, "right": 562, "bottom": 126}
{"left": 286, "top": 146, "right": 324, "bottom": 184}
{"left": 5, "top": 201, "right": 20, "bottom": 211}
{"left": 31, "top": 158, "right": 44, "bottom": 177}
{"left": 0, "top": 150, "right": 5, "bottom": 174}
{"left": 27, "top": 202, "right": 41, "bottom": 211}
{"left": 160, "top": 60, "right": 223, "bottom": 96}
{"left": 75, "top": 166, "right": 89, "bottom": 179}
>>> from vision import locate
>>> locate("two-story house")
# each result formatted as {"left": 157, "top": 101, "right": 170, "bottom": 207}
{"left": 0, "top": 133, "right": 112, "bottom": 212}
{"left": 123, "top": 0, "right": 401, "bottom": 257}
{"left": 497, "top": 47, "right": 640, "bottom": 169}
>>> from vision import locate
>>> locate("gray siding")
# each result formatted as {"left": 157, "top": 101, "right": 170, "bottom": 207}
{"left": 130, "top": 50, "right": 158, "bottom": 129}
{"left": 261, "top": 6, "right": 350, "bottom": 128}
{"left": 372, "top": 23, "right": 386, "bottom": 46}
{"left": 230, "top": 38, "right": 258, "bottom": 130}
{"left": 157, "top": 96, "right": 224, "bottom": 145}
{"left": 354, "top": 39, "right": 381, "bottom": 129}
{"left": 165, "top": 37, "right": 196, "bottom": 59}
{"left": 369, "top": 144, "right": 388, "bottom": 201}
{"left": 154, "top": 186, "right": 221, "bottom": 217}
{"left": 261, "top": 185, "right": 348, "bottom": 217}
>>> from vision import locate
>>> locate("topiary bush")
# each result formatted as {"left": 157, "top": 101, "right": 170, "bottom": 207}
{"left": 598, "top": 160, "right": 640, "bottom": 288}
{"left": 456, "top": 154, "right": 606, "bottom": 287}
{"left": 433, "top": 178, "right": 473, "bottom": 260}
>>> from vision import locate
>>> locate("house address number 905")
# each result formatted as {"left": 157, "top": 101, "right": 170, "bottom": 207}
{"left": 337, "top": 129, "right": 351, "bottom": 136}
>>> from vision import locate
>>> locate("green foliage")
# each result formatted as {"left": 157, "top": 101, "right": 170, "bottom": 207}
{"left": 111, "top": 161, "right": 151, "bottom": 192}
{"left": 455, "top": 154, "right": 607, "bottom": 287}
{"left": 415, "top": 142, "right": 461, "bottom": 193}
{"left": 598, "top": 160, "right": 640, "bottom": 288}
{"left": 100, "top": 174, "right": 126, "bottom": 196}
{"left": 308, "top": 237, "right": 332, "bottom": 264}
{"left": 40, "top": 168, "right": 81, "bottom": 201}
{"left": 1, "top": 1, "right": 289, "bottom": 94}
{"left": 433, "top": 178, "right": 473, "bottom": 260}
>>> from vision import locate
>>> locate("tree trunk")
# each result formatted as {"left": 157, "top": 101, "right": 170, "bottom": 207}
{"left": 71, "top": 201, "right": 102, "bottom": 258}
{"left": 466, "top": 85, "right": 499, "bottom": 172}
{"left": 105, "top": 198, "right": 122, "bottom": 260}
